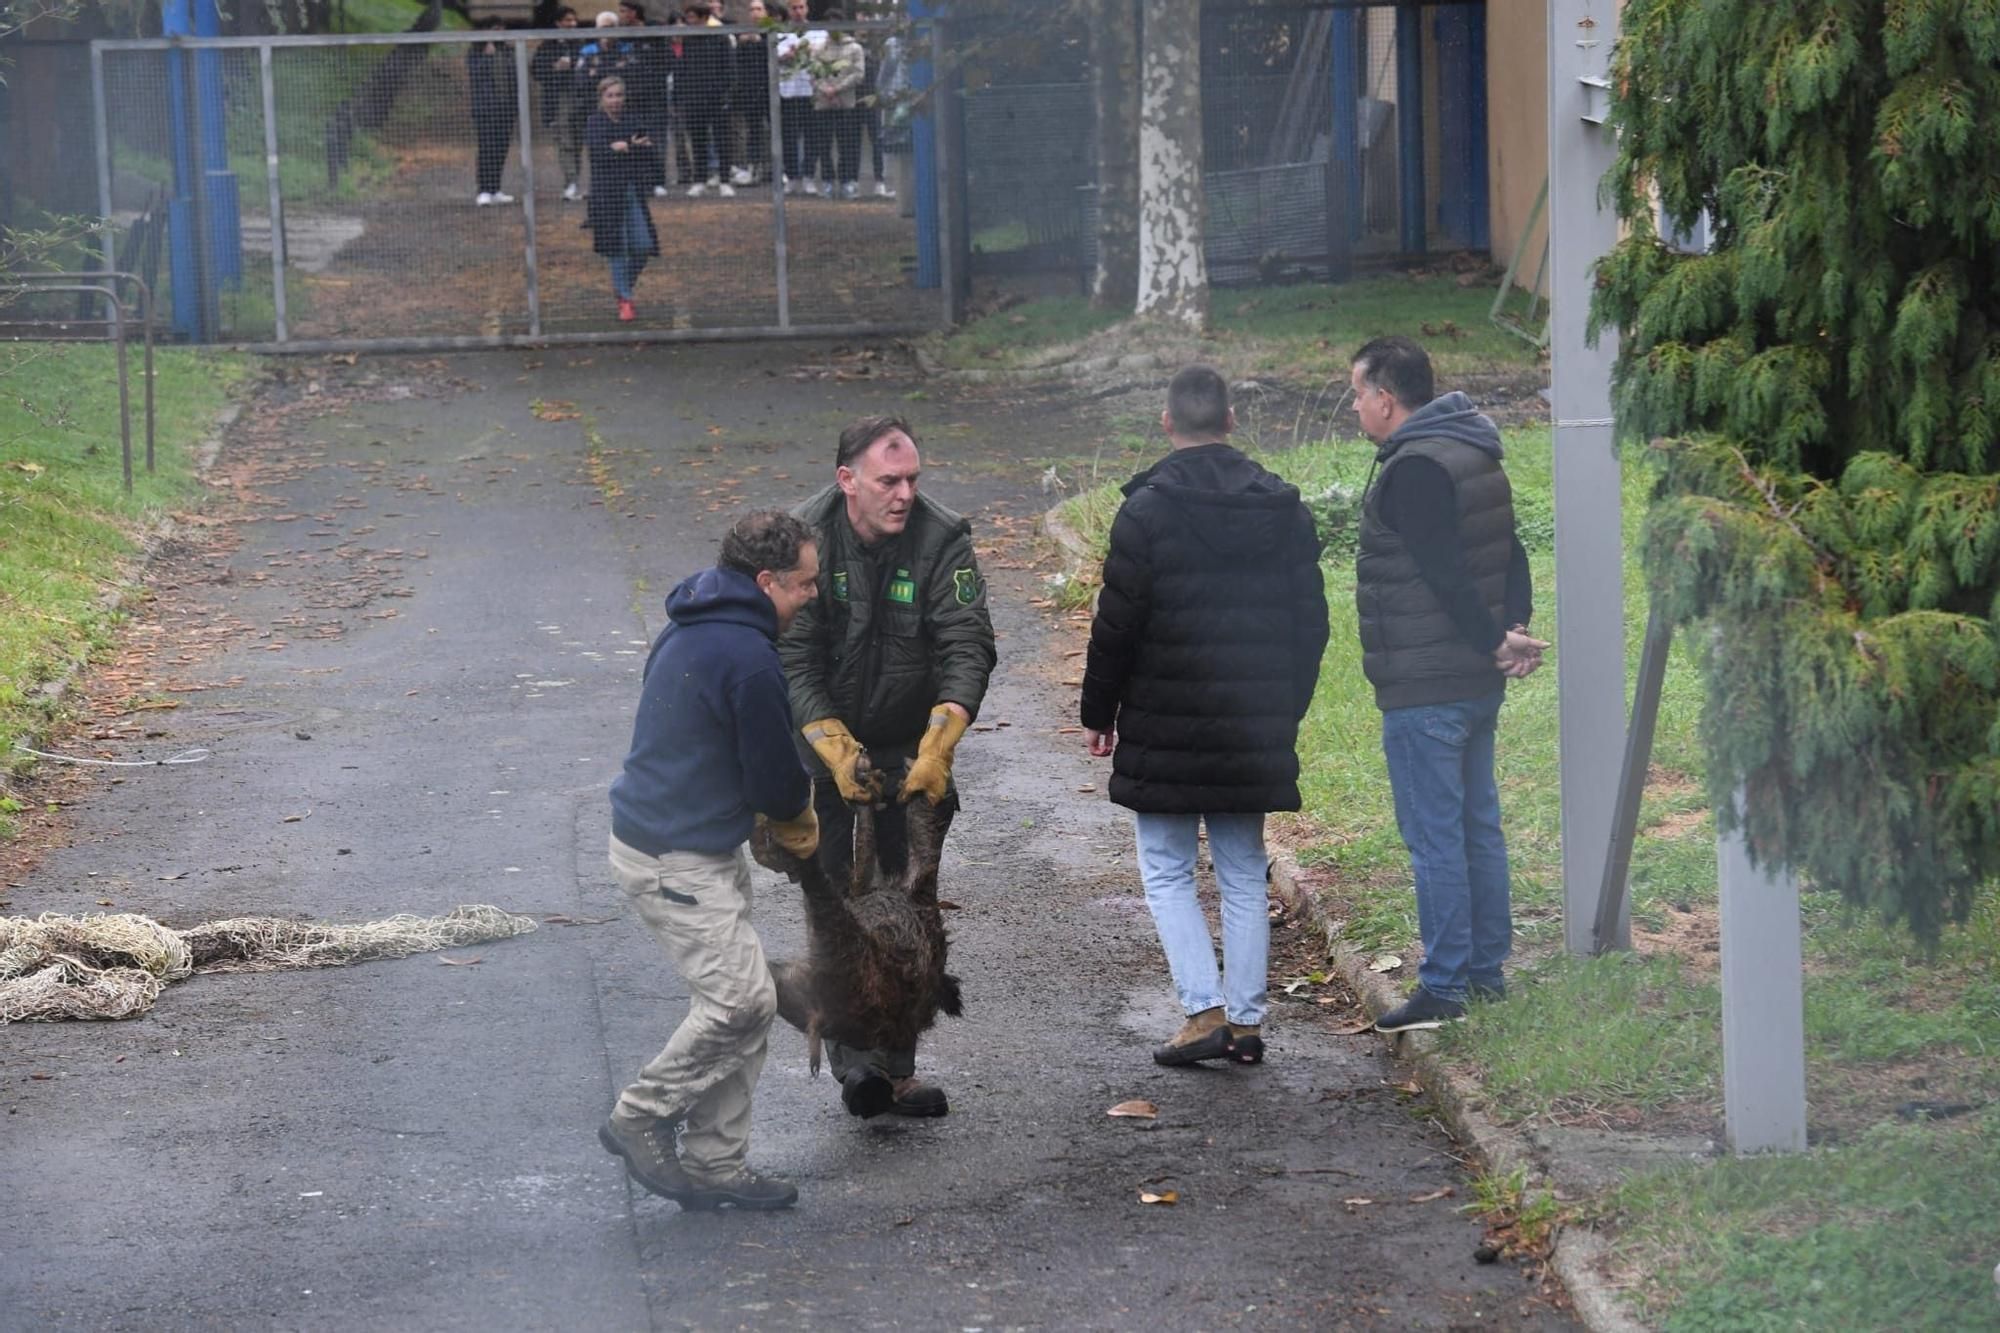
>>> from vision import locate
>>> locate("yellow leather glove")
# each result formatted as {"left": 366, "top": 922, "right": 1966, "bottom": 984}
{"left": 802, "top": 717, "right": 877, "bottom": 803}
{"left": 767, "top": 802, "right": 820, "bottom": 859}
{"left": 900, "top": 705, "right": 970, "bottom": 805}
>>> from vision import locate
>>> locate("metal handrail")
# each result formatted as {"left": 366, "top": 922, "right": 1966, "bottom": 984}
{"left": 0, "top": 282, "right": 136, "bottom": 492}
{"left": 8, "top": 270, "right": 156, "bottom": 474}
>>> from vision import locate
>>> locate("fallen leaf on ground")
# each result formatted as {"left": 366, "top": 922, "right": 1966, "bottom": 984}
{"left": 438, "top": 955, "right": 484, "bottom": 966}
{"left": 1367, "top": 954, "right": 1403, "bottom": 973}
{"left": 935, "top": 900, "right": 962, "bottom": 911}
{"left": 1138, "top": 1189, "right": 1179, "bottom": 1205}
{"left": 281, "top": 811, "right": 311, "bottom": 823}
{"left": 1106, "top": 1099, "right": 1158, "bottom": 1119}
{"left": 1408, "top": 1186, "right": 1455, "bottom": 1203}
{"left": 1386, "top": 1078, "right": 1423, "bottom": 1094}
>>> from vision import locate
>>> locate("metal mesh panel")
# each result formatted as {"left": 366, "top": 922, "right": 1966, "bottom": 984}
{"left": 87, "top": 22, "right": 937, "bottom": 348}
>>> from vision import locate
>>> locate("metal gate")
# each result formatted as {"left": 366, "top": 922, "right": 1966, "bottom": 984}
{"left": 89, "top": 20, "right": 947, "bottom": 351}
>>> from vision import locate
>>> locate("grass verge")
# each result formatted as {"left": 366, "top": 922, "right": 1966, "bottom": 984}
{"left": 929, "top": 273, "right": 1544, "bottom": 381}
{"left": 0, "top": 343, "right": 245, "bottom": 825}
{"left": 1055, "top": 423, "right": 2000, "bottom": 1325}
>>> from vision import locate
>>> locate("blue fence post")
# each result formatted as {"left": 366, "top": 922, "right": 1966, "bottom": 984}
{"left": 163, "top": 0, "right": 200, "bottom": 336}
{"left": 193, "top": 0, "right": 243, "bottom": 287}
{"left": 1329, "top": 10, "right": 1361, "bottom": 246}
{"left": 910, "top": 0, "right": 940, "bottom": 291}
{"left": 1394, "top": 3, "right": 1426, "bottom": 255}
{"left": 1434, "top": 4, "right": 1489, "bottom": 251}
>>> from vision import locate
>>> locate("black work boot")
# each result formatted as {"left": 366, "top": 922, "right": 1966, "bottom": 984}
{"left": 1152, "top": 1006, "right": 1233, "bottom": 1066}
{"left": 598, "top": 1109, "right": 697, "bottom": 1205}
{"left": 888, "top": 1076, "right": 949, "bottom": 1117}
{"left": 678, "top": 1167, "right": 799, "bottom": 1212}
{"left": 840, "top": 1065, "right": 895, "bottom": 1118}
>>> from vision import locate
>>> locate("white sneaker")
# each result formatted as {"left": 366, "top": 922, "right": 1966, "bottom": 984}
{"left": 819, "top": 181, "right": 834, "bottom": 199}
{"left": 782, "top": 174, "right": 794, "bottom": 194}
{"left": 730, "top": 166, "right": 753, "bottom": 186}
{"left": 562, "top": 182, "right": 581, "bottom": 201}
{"left": 686, "top": 181, "right": 708, "bottom": 197}
{"left": 874, "top": 180, "right": 895, "bottom": 198}
{"left": 475, "top": 192, "right": 494, "bottom": 206}
{"left": 652, "top": 184, "right": 669, "bottom": 198}
{"left": 840, "top": 181, "right": 860, "bottom": 201}
{"left": 718, "top": 182, "right": 736, "bottom": 198}
{"left": 491, "top": 191, "right": 516, "bottom": 204}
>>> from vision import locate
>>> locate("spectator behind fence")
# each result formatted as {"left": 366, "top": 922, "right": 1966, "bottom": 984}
{"left": 729, "top": 0, "right": 772, "bottom": 187}
{"left": 585, "top": 75, "right": 661, "bottom": 323}
{"left": 531, "top": 7, "right": 589, "bottom": 202}
{"left": 857, "top": 26, "right": 893, "bottom": 198}
{"left": 677, "top": 1, "right": 736, "bottom": 196}
{"left": 812, "top": 13, "right": 865, "bottom": 200}
{"left": 468, "top": 17, "right": 518, "bottom": 206}
{"left": 773, "top": 0, "right": 823, "bottom": 194}
{"left": 618, "top": 0, "right": 674, "bottom": 196}
{"left": 1346, "top": 336, "right": 1547, "bottom": 1035}
{"left": 1080, "top": 366, "right": 1329, "bottom": 1068}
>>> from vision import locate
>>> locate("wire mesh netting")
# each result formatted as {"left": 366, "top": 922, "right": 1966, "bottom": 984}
{"left": 91, "top": 21, "right": 938, "bottom": 347}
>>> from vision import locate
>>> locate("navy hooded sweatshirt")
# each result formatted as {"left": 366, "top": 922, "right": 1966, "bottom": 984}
{"left": 609, "top": 566, "right": 813, "bottom": 857}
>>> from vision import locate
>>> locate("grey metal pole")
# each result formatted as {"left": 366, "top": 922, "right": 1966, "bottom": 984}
{"left": 1593, "top": 603, "right": 1672, "bottom": 952}
{"left": 181, "top": 40, "right": 219, "bottom": 343}
{"left": 514, "top": 38, "right": 542, "bottom": 339}
{"left": 1547, "top": 0, "right": 1625, "bottom": 956}
{"left": 768, "top": 34, "right": 790, "bottom": 329}
{"left": 932, "top": 19, "right": 960, "bottom": 326}
{"left": 1718, "top": 806, "right": 1807, "bottom": 1154}
{"left": 112, "top": 291, "right": 133, "bottom": 493}
{"left": 91, "top": 43, "right": 118, "bottom": 275}
{"left": 259, "top": 44, "right": 289, "bottom": 343}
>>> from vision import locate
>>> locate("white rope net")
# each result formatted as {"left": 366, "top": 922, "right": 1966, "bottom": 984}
{"left": 0, "top": 905, "right": 538, "bottom": 1023}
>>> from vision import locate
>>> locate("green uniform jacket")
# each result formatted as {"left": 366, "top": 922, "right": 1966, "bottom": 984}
{"left": 780, "top": 485, "right": 998, "bottom": 757}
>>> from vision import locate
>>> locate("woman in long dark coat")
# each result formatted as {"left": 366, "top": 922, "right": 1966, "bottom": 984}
{"left": 584, "top": 76, "right": 662, "bottom": 322}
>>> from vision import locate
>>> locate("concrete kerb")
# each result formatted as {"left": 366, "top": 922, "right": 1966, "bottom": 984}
{"left": 27, "top": 401, "right": 244, "bottom": 725}
{"left": 1038, "top": 495, "right": 1649, "bottom": 1333}
{"left": 914, "top": 344, "right": 1165, "bottom": 385}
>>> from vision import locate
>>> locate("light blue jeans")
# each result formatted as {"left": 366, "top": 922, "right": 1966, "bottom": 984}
{"left": 607, "top": 188, "right": 651, "bottom": 300}
{"left": 1380, "top": 691, "right": 1512, "bottom": 1003}
{"left": 1133, "top": 812, "right": 1270, "bottom": 1026}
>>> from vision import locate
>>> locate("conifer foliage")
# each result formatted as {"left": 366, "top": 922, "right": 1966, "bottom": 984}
{"left": 1596, "top": 1, "right": 2000, "bottom": 941}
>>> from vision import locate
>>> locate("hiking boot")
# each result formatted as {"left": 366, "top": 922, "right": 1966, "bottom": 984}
{"left": 598, "top": 1110, "right": 697, "bottom": 1204}
{"left": 1373, "top": 987, "right": 1467, "bottom": 1034}
{"left": 678, "top": 1167, "right": 798, "bottom": 1211}
{"left": 1152, "top": 1006, "right": 1232, "bottom": 1066}
{"left": 1226, "top": 1023, "right": 1264, "bottom": 1065}
{"left": 840, "top": 1065, "right": 895, "bottom": 1118}
{"left": 887, "top": 1076, "right": 949, "bottom": 1118}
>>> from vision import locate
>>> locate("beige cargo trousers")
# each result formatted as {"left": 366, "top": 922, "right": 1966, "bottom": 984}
{"left": 608, "top": 833, "right": 779, "bottom": 1184}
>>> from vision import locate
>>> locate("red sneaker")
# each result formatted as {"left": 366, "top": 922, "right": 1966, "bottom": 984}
{"left": 617, "top": 299, "right": 636, "bottom": 323}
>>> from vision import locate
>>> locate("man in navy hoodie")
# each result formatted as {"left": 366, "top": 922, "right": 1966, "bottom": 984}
{"left": 601, "top": 510, "right": 821, "bottom": 1211}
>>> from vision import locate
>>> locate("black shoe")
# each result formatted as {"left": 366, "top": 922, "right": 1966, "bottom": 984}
{"left": 840, "top": 1066, "right": 895, "bottom": 1118}
{"left": 1373, "top": 987, "right": 1467, "bottom": 1033}
{"left": 1152, "top": 1007, "right": 1233, "bottom": 1066}
{"left": 888, "top": 1077, "right": 949, "bottom": 1117}
{"left": 598, "top": 1112, "right": 698, "bottom": 1204}
{"left": 1469, "top": 978, "right": 1508, "bottom": 1003}
{"left": 678, "top": 1167, "right": 798, "bottom": 1212}
{"left": 1226, "top": 1024, "right": 1264, "bottom": 1064}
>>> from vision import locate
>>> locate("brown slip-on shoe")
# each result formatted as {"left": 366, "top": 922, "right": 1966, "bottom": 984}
{"left": 1226, "top": 1023, "right": 1264, "bottom": 1064}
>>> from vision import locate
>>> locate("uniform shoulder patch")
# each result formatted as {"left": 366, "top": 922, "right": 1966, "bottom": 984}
{"left": 832, "top": 570, "right": 850, "bottom": 602}
{"left": 953, "top": 567, "right": 982, "bottom": 605}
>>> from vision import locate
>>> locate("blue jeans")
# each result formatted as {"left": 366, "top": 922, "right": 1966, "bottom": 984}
{"left": 1133, "top": 812, "right": 1269, "bottom": 1026}
{"left": 1381, "top": 691, "right": 1512, "bottom": 1003}
{"left": 608, "top": 189, "right": 650, "bottom": 300}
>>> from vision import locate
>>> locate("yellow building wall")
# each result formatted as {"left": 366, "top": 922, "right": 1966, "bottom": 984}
{"left": 1486, "top": 0, "right": 1549, "bottom": 288}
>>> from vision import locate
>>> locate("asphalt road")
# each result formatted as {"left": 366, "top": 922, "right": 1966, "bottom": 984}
{"left": 2, "top": 345, "right": 1576, "bottom": 1331}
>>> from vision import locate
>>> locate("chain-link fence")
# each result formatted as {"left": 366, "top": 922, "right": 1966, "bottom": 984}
{"left": 959, "top": 1, "right": 1492, "bottom": 290}
{"left": 88, "top": 20, "right": 943, "bottom": 350}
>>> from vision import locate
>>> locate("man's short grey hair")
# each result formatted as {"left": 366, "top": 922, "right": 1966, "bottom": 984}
{"left": 1166, "top": 364, "right": 1230, "bottom": 438}
{"left": 1351, "top": 335, "right": 1435, "bottom": 412}
{"left": 719, "top": 510, "right": 815, "bottom": 578}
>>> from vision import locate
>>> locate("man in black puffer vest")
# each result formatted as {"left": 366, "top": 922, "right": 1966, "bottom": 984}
{"left": 1081, "top": 366, "right": 1329, "bottom": 1067}
{"left": 1349, "top": 336, "right": 1548, "bottom": 1035}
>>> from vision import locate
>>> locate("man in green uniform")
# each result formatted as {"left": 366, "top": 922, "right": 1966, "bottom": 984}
{"left": 780, "top": 414, "right": 997, "bottom": 1119}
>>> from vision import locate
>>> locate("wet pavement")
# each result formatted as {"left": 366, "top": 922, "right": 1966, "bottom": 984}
{"left": 2, "top": 345, "right": 1576, "bottom": 1330}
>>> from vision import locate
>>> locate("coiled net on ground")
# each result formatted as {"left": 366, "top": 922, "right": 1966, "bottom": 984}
{"left": 0, "top": 905, "right": 538, "bottom": 1023}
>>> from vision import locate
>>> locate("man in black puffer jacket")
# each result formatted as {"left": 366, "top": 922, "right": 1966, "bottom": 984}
{"left": 1081, "top": 365, "right": 1329, "bottom": 1068}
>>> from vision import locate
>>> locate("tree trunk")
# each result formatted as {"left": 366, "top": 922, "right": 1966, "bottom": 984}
{"left": 1135, "top": 0, "right": 1205, "bottom": 328}
{"left": 1089, "top": 0, "right": 1140, "bottom": 311}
